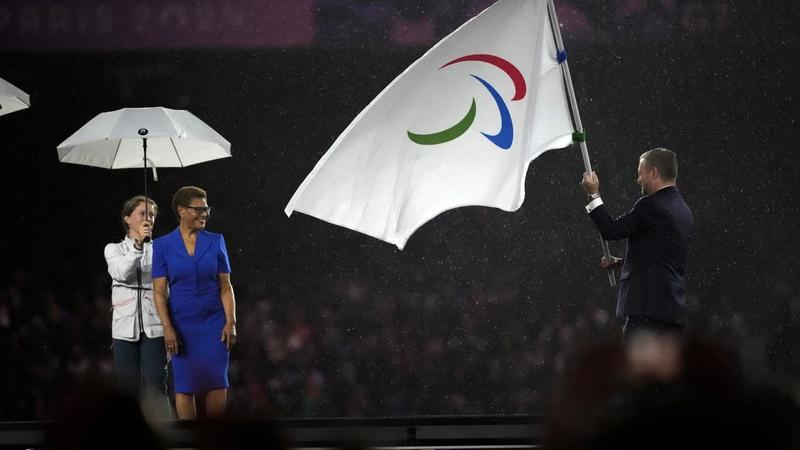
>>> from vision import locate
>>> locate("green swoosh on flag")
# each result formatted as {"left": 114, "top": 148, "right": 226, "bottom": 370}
{"left": 407, "top": 99, "right": 476, "bottom": 146}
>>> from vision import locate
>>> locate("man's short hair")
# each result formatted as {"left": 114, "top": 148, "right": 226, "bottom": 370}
{"left": 640, "top": 148, "right": 678, "bottom": 180}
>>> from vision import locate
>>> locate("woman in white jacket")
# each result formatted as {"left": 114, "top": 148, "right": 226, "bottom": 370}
{"left": 104, "top": 195, "right": 170, "bottom": 419}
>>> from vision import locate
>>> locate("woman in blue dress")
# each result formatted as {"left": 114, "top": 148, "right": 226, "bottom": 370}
{"left": 152, "top": 186, "right": 237, "bottom": 419}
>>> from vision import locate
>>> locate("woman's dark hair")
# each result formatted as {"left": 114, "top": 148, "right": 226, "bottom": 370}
{"left": 172, "top": 186, "right": 207, "bottom": 220}
{"left": 120, "top": 196, "right": 157, "bottom": 232}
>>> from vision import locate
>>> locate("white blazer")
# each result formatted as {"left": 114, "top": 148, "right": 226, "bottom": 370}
{"left": 104, "top": 237, "right": 164, "bottom": 341}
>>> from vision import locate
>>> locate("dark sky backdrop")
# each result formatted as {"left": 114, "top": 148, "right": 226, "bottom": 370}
{"left": 0, "top": 0, "right": 798, "bottom": 417}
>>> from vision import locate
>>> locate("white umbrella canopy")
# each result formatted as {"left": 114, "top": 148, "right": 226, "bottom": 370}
{"left": 0, "top": 77, "right": 31, "bottom": 117}
{"left": 57, "top": 107, "right": 231, "bottom": 169}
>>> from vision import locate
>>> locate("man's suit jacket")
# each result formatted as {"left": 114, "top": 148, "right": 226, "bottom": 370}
{"left": 589, "top": 186, "right": 694, "bottom": 325}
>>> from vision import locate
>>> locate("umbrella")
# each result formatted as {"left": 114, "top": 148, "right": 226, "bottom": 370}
{"left": 58, "top": 107, "right": 230, "bottom": 171}
{"left": 0, "top": 77, "right": 31, "bottom": 116}
{"left": 57, "top": 107, "right": 231, "bottom": 239}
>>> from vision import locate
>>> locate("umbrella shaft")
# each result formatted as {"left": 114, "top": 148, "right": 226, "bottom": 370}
{"left": 142, "top": 138, "right": 151, "bottom": 243}
{"left": 143, "top": 137, "right": 148, "bottom": 202}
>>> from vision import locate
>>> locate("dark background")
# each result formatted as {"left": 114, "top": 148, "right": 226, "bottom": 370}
{"left": 0, "top": 0, "right": 798, "bottom": 419}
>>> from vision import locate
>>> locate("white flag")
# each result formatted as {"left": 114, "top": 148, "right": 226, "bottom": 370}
{"left": 286, "top": 0, "right": 574, "bottom": 249}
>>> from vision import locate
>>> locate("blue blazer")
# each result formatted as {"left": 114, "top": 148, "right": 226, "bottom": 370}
{"left": 589, "top": 186, "right": 694, "bottom": 325}
{"left": 152, "top": 228, "right": 231, "bottom": 306}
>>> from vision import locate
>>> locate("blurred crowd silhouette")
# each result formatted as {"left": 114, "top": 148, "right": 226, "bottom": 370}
{"left": 1, "top": 263, "right": 797, "bottom": 449}
{"left": 1, "top": 266, "right": 798, "bottom": 422}
{"left": 545, "top": 332, "right": 799, "bottom": 449}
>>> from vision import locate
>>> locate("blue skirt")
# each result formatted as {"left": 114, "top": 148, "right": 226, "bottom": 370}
{"left": 170, "top": 295, "right": 229, "bottom": 393}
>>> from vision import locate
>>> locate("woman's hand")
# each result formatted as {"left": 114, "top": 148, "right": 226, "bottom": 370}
{"left": 218, "top": 273, "right": 236, "bottom": 351}
{"left": 133, "top": 221, "right": 153, "bottom": 249}
{"left": 164, "top": 325, "right": 179, "bottom": 358}
{"left": 139, "top": 221, "right": 153, "bottom": 240}
{"left": 221, "top": 321, "right": 237, "bottom": 351}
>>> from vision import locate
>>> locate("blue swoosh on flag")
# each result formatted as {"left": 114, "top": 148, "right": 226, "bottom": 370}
{"left": 471, "top": 75, "right": 513, "bottom": 150}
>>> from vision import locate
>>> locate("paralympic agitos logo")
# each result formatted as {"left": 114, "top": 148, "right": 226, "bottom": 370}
{"left": 407, "top": 54, "right": 526, "bottom": 150}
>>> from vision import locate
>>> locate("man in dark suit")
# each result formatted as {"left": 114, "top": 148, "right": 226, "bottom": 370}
{"left": 581, "top": 148, "right": 694, "bottom": 341}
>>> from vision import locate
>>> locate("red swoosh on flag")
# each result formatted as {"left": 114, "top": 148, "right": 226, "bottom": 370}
{"left": 440, "top": 54, "right": 526, "bottom": 101}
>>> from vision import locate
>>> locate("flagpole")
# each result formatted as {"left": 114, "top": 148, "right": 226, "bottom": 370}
{"left": 547, "top": 0, "right": 616, "bottom": 287}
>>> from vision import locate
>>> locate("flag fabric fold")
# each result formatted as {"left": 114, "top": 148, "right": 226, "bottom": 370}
{"left": 286, "top": 0, "right": 574, "bottom": 249}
